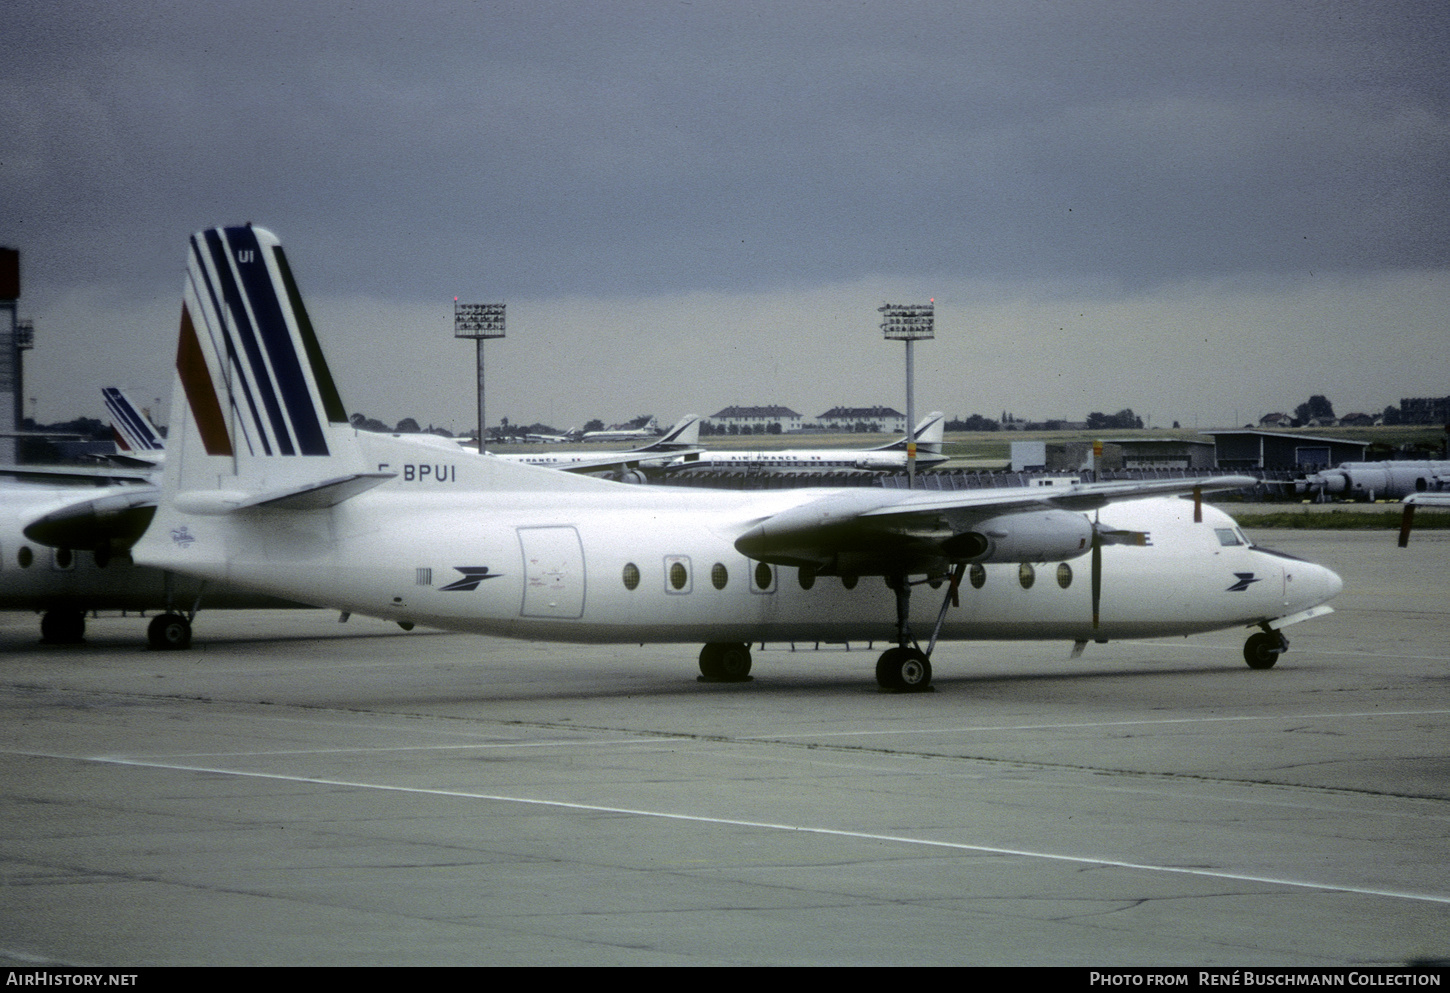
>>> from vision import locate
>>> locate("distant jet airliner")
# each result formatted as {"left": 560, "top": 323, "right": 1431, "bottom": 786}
{"left": 664, "top": 412, "right": 948, "bottom": 473}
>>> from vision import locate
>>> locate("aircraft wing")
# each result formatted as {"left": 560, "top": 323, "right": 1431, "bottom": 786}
{"left": 734, "top": 475, "right": 1256, "bottom": 575}
{"left": 1397, "top": 491, "right": 1450, "bottom": 547}
{"left": 20, "top": 484, "right": 161, "bottom": 552}
{"left": 1402, "top": 492, "right": 1450, "bottom": 507}
{"left": 0, "top": 463, "right": 154, "bottom": 485}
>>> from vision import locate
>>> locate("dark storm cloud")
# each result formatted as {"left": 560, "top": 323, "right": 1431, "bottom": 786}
{"left": 5, "top": 0, "right": 1447, "bottom": 301}
{"left": 4, "top": 1, "right": 1448, "bottom": 429}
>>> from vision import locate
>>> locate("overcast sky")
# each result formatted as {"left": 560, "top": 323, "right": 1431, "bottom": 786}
{"left": 4, "top": 0, "right": 1447, "bottom": 433}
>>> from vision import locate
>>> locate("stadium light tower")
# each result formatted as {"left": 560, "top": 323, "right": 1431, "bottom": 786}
{"left": 879, "top": 300, "right": 934, "bottom": 487}
{"left": 454, "top": 299, "right": 506, "bottom": 449}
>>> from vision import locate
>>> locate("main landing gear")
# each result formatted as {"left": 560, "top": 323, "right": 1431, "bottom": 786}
{"left": 698, "top": 642, "right": 753, "bottom": 682}
{"left": 146, "top": 573, "right": 198, "bottom": 650}
{"left": 875, "top": 564, "right": 967, "bottom": 692}
{"left": 693, "top": 567, "right": 966, "bottom": 690}
{"left": 147, "top": 613, "right": 193, "bottom": 651}
{"left": 40, "top": 609, "right": 87, "bottom": 645}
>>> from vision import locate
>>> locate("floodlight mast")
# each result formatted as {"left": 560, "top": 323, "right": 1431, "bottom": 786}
{"left": 454, "top": 300, "right": 506, "bottom": 450}
{"left": 879, "top": 301, "right": 934, "bottom": 488}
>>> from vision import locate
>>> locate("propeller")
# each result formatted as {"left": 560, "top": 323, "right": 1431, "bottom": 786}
{"left": 1090, "top": 512, "right": 1151, "bottom": 630}
{"left": 1092, "top": 520, "right": 1102, "bottom": 629}
{"left": 1398, "top": 503, "right": 1416, "bottom": 548}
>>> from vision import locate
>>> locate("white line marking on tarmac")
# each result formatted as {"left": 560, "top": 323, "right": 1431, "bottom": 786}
{"left": 74, "top": 753, "right": 1450, "bottom": 908}
{"left": 93, "top": 737, "right": 691, "bottom": 761}
{"left": 750, "top": 708, "right": 1450, "bottom": 739}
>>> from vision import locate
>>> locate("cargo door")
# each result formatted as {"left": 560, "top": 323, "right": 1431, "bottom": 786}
{"left": 518, "top": 526, "right": 585, "bottom": 618}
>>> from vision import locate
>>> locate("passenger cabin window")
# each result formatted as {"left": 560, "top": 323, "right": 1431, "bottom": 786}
{"left": 665, "top": 556, "right": 691, "bottom": 593}
{"left": 622, "top": 562, "right": 641, "bottom": 591}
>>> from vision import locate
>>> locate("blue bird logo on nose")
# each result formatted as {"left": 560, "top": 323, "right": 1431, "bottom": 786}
{"left": 440, "top": 567, "right": 500, "bottom": 592}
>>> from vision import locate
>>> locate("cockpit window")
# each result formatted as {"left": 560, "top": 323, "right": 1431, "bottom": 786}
{"left": 1215, "top": 528, "right": 1244, "bottom": 547}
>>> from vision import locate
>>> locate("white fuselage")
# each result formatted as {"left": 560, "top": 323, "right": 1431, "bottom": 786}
{"left": 670, "top": 448, "right": 947, "bottom": 473}
{"left": 1308, "top": 461, "right": 1450, "bottom": 501}
{"left": 139, "top": 436, "right": 1340, "bottom": 647}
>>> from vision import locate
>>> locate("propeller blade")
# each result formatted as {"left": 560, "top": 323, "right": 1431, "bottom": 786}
{"left": 1193, "top": 485, "right": 1203, "bottom": 523}
{"left": 1091, "top": 519, "right": 1102, "bottom": 630}
{"left": 1097, "top": 528, "right": 1151, "bottom": 547}
{"left": 1398, "top": 503, "right": 1416, "bottom": 548}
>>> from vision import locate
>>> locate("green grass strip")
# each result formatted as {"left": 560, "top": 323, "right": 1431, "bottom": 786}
{"left": 1232, "top": 510, "right": 1450, "bottom": 530}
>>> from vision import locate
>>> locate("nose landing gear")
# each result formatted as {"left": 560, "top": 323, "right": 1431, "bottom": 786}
{"left": 1243, "top": 629, "right": 1288, "bottom": 670}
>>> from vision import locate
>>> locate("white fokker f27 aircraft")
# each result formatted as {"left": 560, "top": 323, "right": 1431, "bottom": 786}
{"left": 136, "top": 226, "right": 1343, "bottom": 690}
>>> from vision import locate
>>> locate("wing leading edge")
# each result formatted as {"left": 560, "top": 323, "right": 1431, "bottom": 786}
{"left": 734, "top": 475, "right": 1256, "bottom": 576}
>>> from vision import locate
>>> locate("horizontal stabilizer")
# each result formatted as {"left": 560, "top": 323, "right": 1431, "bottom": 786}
{"left": 176, "top": 472, "right": 395, "bottom": 514}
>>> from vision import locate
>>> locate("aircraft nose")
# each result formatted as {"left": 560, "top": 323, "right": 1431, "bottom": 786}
{"left": 1297, "top": 560, "right": 1343, "bottom": 605}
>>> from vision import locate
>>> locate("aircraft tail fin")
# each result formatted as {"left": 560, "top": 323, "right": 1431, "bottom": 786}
{"left": 161, "top": 225, "right": 364, "bottom": 500}
{"left": 103, "top": 387, "right": 166, "bottom": 458}
{"left": 633, "top": 414, "right": 700, "bottom": 451}
{"left": 874, "top": 411, "right": 945, "bottom": 454}
{"left": 157, "top": 224, "right": 611, "bottom": 516}
{"left": 913, "top": 411, "right": 946, "bottom": 454}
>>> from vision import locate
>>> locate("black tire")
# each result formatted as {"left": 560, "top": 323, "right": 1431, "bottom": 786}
{"left": 1243, "top": 632, "right": 1281, "bottom": 669}
{"left": 699, "top": 642, "right": 752, "bottom": 682}
{"left": 876, "top": 647, "right": 933, "bottom": 691}
{"left": 148, "top": 613, "right": 192, "bottom": 651}
{"left": 40, "top": 610, "right": 86, "bottom": 644}
{"left": 718, "top": 643, "right": 752, "bottom": 681}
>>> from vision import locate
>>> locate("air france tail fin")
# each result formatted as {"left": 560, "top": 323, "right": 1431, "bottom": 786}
{"left": 163, "top": 225, "right": 380, "bottom": 510}
{"left": 913, "top": 411, "right": 945, "bottom": 455}
{"left": 874, "top": 411, "right": 945, "bottom": 454}
{"left": 159, "top": 224, "right": 610, "bottom": 515}
{"left": 632, "top": 414, "right": 700, "bottom": 452}
{"left": 102, "top": 387, "right": 166, "bottom": 467}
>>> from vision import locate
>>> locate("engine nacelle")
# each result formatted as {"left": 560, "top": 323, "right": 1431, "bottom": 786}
{"left": 942, "top": 510, "right": 1093, "bottom": 563}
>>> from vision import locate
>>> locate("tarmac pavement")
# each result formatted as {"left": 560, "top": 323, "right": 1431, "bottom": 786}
{"left": 0, "top": 529, "right": 1446, "bottom": 966}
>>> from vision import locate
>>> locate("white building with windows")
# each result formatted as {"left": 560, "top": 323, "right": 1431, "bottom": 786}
{"left": 707, "top": 405, "right": 804, "bottom": 434}
{"left": 815, "top": 406, "right": 906, "bottom": 434}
